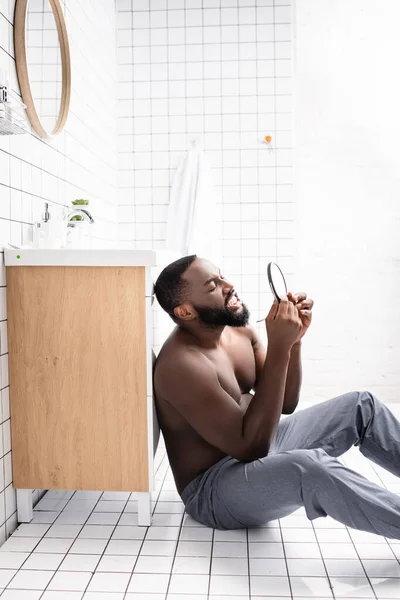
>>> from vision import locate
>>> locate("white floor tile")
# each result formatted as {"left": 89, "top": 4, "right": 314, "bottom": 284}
{"left": 252, "top": 597, "right": 289, "bottom": 600}
{"left": 284, "top": 542, "right": 322, "bottom": 558}
{"left": 45, "top": 524, "right": 83, "bottom": 538}
{"left": 86, "top": 572, "right": 130, "bottom": 592}
{"left": 169, "top": 573, "right": 210, "bottom": 594}
{"left": 78, "top": 525, "right": 115, "bottom": 539}
{"left": 281, "top": 528, "right": 317, "bottom": 543}
{"left": 167, "top": 595, "right": 208, "bottom": 600}
{"left": 210, "top": 596, "right": 249, "bottom": 600}
{"left": 329, "top": 576, "right": 375, "bottom": 598}
{"left": 96, "top": 554, "right": 136, "bottom": 573}
{"left": 158, "top": 490, "right": 182, "bottom": 502}
{"left": 154, "top": 501, "right": 185, "bottom": 514}
{"left": 248, "top": 527, "right": 282, "bottom": 542}
{"left": 41, "top": 592, "right": 83, "bottom": 599}
{"left": 47, "top": 570, "right": 92, "bottom": 591}
{"left": 390, "top": 544, "right": 400, "bottom": 559}
{"left": 54, "top": 512, "right": 90, "bottom": 525}
{"left": 361, "top": 559, "right": 400, "bottom": 578}
{"left": 250, "top": 575, "right": 291, "bottom": 597}
{"left": 318, "top": 542, "right": 359, "bottom": 559}
{"left": 31, "top": 512, "right": 59, "bottom": 524}
{"left": 286, "top": 558, "right": 327, "bottom": 577}
{"left": 111, "top": 526, "right": 146, "bottom": 540}
{"left": 35, "top": 498, "right": 69, "bottom": 512}
{"left": 101, "top": 492, "right": 130, "bottom": 501}
{"left": 151, "top": 513, "right": 183, "bottom": 527}
{"left": 355, "top": 542, "right": 397, "bottom": 559}
{"left": 248, "top": 542, "right": 284, "bottom": 558}
{"left": 0, "top": 570, "right": 17, "bottom": 588}
{"left": 315, "top": 528, "right": 352, "bottom": 543}
{"left": 127, "top": 573, "right": 170, "bottom": 594}
{"left": 94, "top": 501, "right": 126, "bottom": 513}
{"left": 64, "top": 500, "right": 97, "bottom": 513}
{"left": 145, "top": 526, "right": 180, "bottom": 540}
{"left": 73, "top": 492, "right": 102, "bottom": 501}
{"left": 140, "top": 539, "right": 177, "bottom": 556}
{"left": 0, "top": 537, "right": 41, "bottom": 552}
{"left": 59, "top": 553, "right": 100, "bottom": 572}
{"left": 370, "top": 577, "right": 400, "bottom": 598}
{"left": 44, "top": 491, "right": 74, "bottom": 500}
{"left": 209, "top": 574, "right": 249, "bottom": 595}
{"left": 69, "top": 539, "right": 108, "bottom": 554}
{"left": 126, "top": 595, "right": 163, "bottom": 600}
{"left": 212, "top": 541, "right": 248, "bottom": 558}
{"left": 7, "top": 569, "right": 54, "bottom": 590}
{"left": 176, "top": 541, "right": 211, "bottom": 557}
{"left": 118, "top": 513, "right": 139, "bottom": 526}
{"left": 84, "top": 594, "right": 124, "bottom": 600}
{"left": 35, "top": 538, "right": 74, "bottom": 553}
{"left": 0, "top": 551, "right": 29, "bottom": 568}
{"left": 135, "top": 554, "right": 174, "bottom": 573}
{"left": 348, "top": 529, "right": 386, "bottom": 544}
{"left": 212, "top": 556, "right": 248, "bottom": 576}
{"left": 21, "top": 552, "right": 64, "bottom": 570}
{"left": 123, "top": 501, "right": 140, "bottom": 514}
{"left": 289, "top": 575, "right": 333, "bottom": 598}
{"left": 324, "top": 559, "right": 365, "bottom": 578}
{"left": 13, "top": 524, "right": 51, "bottom": 537}
{"left": 104, "top": 539, "right": 141, "bottom": 555}
{"left": 249, "top": 558, "right": 287, "bottom": 577}
{"left": 86, "top": 513, "right": 120, "bottom": 526}
{"left": 213, "top": 528, "right": 247, "bottom": 542}
{"left": 1, "top": 591, "right": 42, "bottom": 599}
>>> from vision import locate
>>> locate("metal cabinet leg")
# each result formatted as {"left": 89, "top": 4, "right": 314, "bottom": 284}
{"left": 16, "top": 489, "right": 33, "bottom": 523}
{"left": 137, "top": 492, "right": 151, "bottom": 526}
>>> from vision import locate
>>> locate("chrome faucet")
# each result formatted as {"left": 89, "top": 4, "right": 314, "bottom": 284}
{"left": 64, "top": 208, "right": 95, "bottom": 226}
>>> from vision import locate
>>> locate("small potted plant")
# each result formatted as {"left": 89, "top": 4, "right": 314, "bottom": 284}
{"left": 69, "top": 199, "right": 89, "bottom": 221}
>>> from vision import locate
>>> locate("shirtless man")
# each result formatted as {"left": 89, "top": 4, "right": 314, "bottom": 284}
{"left": 154, "top": 255, "right": 400, "bottom": 537}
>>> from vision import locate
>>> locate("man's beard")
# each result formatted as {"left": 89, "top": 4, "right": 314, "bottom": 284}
{"left": 194, "top": 302, "right": 250, "bottom": 328}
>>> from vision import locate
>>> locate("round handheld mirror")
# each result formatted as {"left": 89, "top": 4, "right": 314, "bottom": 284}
{"left": 267, "top": 262, "right": 287, "bottom": 303}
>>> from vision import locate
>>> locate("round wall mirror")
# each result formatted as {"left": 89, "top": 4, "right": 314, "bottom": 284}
{"left": 14, "top": 0, "right": 71, "bottom": 138}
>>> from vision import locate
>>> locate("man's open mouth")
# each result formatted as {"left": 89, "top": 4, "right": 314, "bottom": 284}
{"left": 227, "top": 293, "right": 240, "bottom": 307}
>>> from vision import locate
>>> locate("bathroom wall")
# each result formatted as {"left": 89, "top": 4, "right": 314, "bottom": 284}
{"left": 294, "top": 0, "right": 400, "bottom": 402}
{"left": 116, "top": 0, "right": 295, "bottom": 355}
{"left": 0, "top": 0, "right": 118, "bottom": 542}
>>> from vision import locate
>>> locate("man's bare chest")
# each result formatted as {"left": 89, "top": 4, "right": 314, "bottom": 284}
{"left": 203, "top": 340, "right": 256, "bottom": 401}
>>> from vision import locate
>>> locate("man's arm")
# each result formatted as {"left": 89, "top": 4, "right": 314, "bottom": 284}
{"left": 249, "top": 326, "right": 302, "bottom": 414}
{"left": 281, "top": 341, "right": 302, "bottom": 414}
{"left": 155, "top": 344, "right": 291, "bottom": 462}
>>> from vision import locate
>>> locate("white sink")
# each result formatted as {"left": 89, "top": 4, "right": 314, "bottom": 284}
{"left": 4, "top": 248, "right": 180, "bottom": 267}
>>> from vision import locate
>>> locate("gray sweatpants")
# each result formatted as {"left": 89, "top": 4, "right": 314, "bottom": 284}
{"left": 180, "top": 391, "right": 400, "bottom": 537}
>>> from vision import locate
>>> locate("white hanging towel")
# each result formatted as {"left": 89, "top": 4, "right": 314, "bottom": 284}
{"left": 166, "top": 145, "right": 220, "bottom": 264}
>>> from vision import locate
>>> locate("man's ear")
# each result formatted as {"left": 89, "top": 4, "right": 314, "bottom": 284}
{"left": 174, "top": 304, "right": 196, "bottom": 321}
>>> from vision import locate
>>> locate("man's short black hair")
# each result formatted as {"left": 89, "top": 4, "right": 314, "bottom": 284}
{"left": 154, "top": 255, "right": 197, "bottom": 321}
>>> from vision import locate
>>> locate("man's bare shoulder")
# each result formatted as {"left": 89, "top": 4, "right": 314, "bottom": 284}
{"left": 154, "top": 328, "right": 205, "bottom": 379}
{"left": 239, "top": 324, "right": 260, "bottom": 346}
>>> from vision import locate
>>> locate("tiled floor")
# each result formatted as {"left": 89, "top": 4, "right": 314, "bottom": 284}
{"left": 0, "top": 404, "right": 399, "bottom": 599}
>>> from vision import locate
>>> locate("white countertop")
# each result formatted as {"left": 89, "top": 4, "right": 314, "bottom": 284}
{"left": 4, "top": 248, "right": 180, "bottom": 267}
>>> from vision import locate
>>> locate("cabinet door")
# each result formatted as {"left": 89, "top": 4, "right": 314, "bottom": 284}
{"left": 7, "top": 266, "right": 150, "bottom": 492}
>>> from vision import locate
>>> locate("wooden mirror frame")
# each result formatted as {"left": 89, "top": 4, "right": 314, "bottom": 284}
{"left": 14, "top": 0, "right": 71, "bottom": 138}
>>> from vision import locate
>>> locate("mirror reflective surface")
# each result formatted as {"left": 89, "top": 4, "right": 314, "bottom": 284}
{"left": 26, "top": 0, "right": 62, "bottom": 134}
{"left": 267, "top": 262, "right": 287, "bottom": 303}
